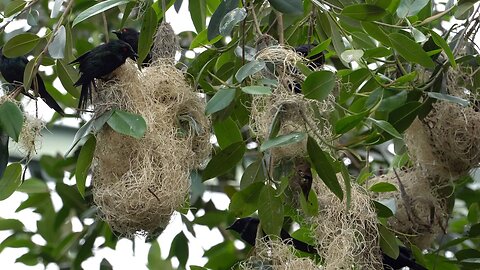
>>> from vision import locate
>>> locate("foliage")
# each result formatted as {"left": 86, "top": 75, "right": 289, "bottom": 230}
{"left": 0, "top": 0, "right": 479, "bottom": 269}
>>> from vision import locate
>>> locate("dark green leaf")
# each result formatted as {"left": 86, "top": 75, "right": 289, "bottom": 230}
{"left": 65, "top": 119, "right": 94, "bottom": 157}
{"left": 207, "top": 0, "right": 238, "bottom": 40}
{"left": 138, "top": 7, "right": 158, "bottom": 66}
{"left": 469, "top": 223, "right": 480, "bottom": 237}
{"left": 5, "top": 0, "right": 26, "bottom": 17}
{"left": 335, "top": 112, "right": 367, "bottom": 134}
{"left": 369, "top": 182, "right": 397, "bottom": 192}
{"left": 15, "top": 252, "right": 38, "bottom": 266}
{"left": 456, "top": 249, "right": 480, "bottom": 261}
{"left": 189, "top": 0, "right": 206, "bottom": 33}
{"left": 378, "top": 224, "right": 399, "bottom": 258}
{"left": 260, "top": 132, "right": 306, "bottom": 152}
{"left": 120, "top": 2, "right": 136, "bottom": 28}
{"left": 240, "top": 160, "right": 265, "bottom": 189}
{"left": 219, "top": 8, "right": 246, "bottom": 36}
{"left": 468, "top": 203, "right": 479, "bottom": 224}
{"left": 268, "top": 0, "right": 303, "bottom": 15}
{"left": 23, "top": 56, "right": 37, "bottom": 92}
{"left": 229, "top": 182, "right": 264, "bottom": 217}
{"left": 258, "top": 185, "right": 284, "bottom": 236}
{"left": 48, "top": 25, "right": 66, "bottom": 59}
{"left": 306, "top": 38, "right": 331, "bottom": 58}
{"left": 0, "top": 218, "right": 24, "bottom": 231}
{"left": 148, "top": 240, "right": 173, "bottom": 270}
{"left": 73, "top": 0, "right": 131, "bottom": 27}
{"left": 56, "top": 59, "right": 80, "bottom": 98}
{"left": 307, "top": 137, "right": 343, "bottom": 200}
{"left": 397, "top": 0, "right": 429, "bottom": 18}
{"left": 235, "top": 60, "right": 266, "bottom": 82}
{"left": 302, "top": 70, "right": 336, "bottom": 101}
{"left": 430, "top": 30, "right": 456, "bottom": 68}
{"left": 3, "top": 33, "right": 41, "bottom": 58}
{"left": 190, "top": 29, "right": 223, "bottom": 49}
{"left": 205, "top": 88, "right": 236, "bottom": 115}
{"left": 361, "top": 22, "right": 391, "bottom": 46}
{"left": 168, "top": 232, "right": 189, "bottom": 267}
{"left": 75, "top": 136, "right": 96, "bottom": 198}
{"left": 341, "top": 4, "right": 387, "bottom": 21}
{"left": 0, "top": 163, "right": 22, "bottom": 201}
{"left": 0, "top": 101, "right": 24, "bottom": 142}
{"left": 241, "top": 86, "right": 272, "bottom": 95}
{"left": 0, "top": 132, "right": 8, "bottom": 179}
{"left": 369, "top": 118, "right": 403, "bottom": 139}
{"left": 299, "top": 188, "right": 319, "bottom": 217}
{"left": 213, "top": 117, "right": 242, "bottom": 149}
{"left": 389, "top": 33, "right": 435, "bottom": 68}
{"left": 107, "top": 110, "right": 147, "bottom": 139}
{"left": 17, "top": 178, "right": 49, "bottom": 193}
{"left": 203, "top": 142, "right": 245, "bottom": 180}
{"left": 427, "top": 92, "right": 469, "bottom": 107}
{"left": 388, "top": 101, "right": 422, "bottom": 133}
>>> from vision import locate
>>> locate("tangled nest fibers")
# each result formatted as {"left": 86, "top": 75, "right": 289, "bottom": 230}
{"left": 369, "top": 170, "right": 449, "bottom": 249}
{"left": 92, "top": 59, "right": 210, "bottom": 236}
{"left": 405, "top": 101, "right": 480, "bottom": 178}
{"left": 312, "top": 174, "right": 381, "bottom": 269}
{"left": 238, "top": 237, "right": 320, "bottom": 270}
{"left": 250, "top": 45, "right": 334, "bottom": 162}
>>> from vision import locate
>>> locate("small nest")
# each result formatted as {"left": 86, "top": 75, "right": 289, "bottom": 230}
{"left": 92, "top": 58, "right": 210, "bottom": 236}
{"left": 237, "top": 237, "right": 320, "bottom": 270}
{"left": 312, "top": 174, "right": 381, "bottom": 269}
{"left": 405, "top": 101, "right": 480, "bottom": 178}
{"left": 250, "top": 45, "right": 334, "bottom": 160}
{"left": 151, "top": 22, "right": 178, "bottom": 62}
{"left": 18, "top": 115, "right": 44, "bottom": 159}
{"left": 368, "top": 170, "right": 449, "bottom": 249}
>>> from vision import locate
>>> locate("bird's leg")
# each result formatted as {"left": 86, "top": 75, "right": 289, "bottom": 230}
{"left": 7, "top": 85, "right": 25, "bottom": 99}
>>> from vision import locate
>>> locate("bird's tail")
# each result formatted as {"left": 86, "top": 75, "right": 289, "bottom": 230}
{"left": 35, "top": 74, "right": 65, "bottom": 116}
{"left": 78, "top": 83, "right": 91, "bottom": 110}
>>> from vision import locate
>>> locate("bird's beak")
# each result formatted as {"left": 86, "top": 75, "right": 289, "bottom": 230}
{"left": 112, "top": 30, "right": 120, "bottom": 35}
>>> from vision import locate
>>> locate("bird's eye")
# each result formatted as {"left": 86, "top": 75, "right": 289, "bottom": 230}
{"left": 123, "top": 47, "right": 128, "bottom": 52}
{"left": 122, "top": 28, "right": 127, "bottom": 32}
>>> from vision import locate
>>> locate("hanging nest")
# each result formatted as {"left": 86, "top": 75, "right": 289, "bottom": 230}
{"left": 151, "top": 22, "right": 179, "bottom": 62}
{"left": 369, "top": 169, "right": 450, "bottom": 249}
{"left": 249, "top": 45, "right": 334, "bottom": 163}
{"left": 312, "top": 174, "right": 381, "bottom": 269}
{"left": 405, "top": 101, "right": 480, "bottom": 178}
{"left": 91, "top": 28, "right": 210, "bottom": 236}
{"left": 237, "top": 237, "right": 320, "bottom": 270}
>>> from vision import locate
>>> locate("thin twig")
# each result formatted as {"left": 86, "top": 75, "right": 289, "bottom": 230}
{"left": 276, "top": 12, "right": 284, "bottom": 44}
{"left": 102, "top": 12, "right": 109, "bottom": 42}
{"left": 248, "top": 0, "right": 262, "bottom": 36}
{"left": 0, "top": 0, "right": 39, "bottom": 34}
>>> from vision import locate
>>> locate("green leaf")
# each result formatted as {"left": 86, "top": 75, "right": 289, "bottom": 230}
{"left": 27, "top": 9, "right": 39, "bottom": 26}
{"left": 302, "top": 70, "right": 336, "bottom": 102}
{"left": 2, "top": 33, "right": 41, "bottom": 58}
{"left": 427, "top": 92, "right": 469, "bottom": 107}
{"left": 389, "top": 33, "right": 434, "bottom": 68}
{"left": 388, "top": 101, "right": 422, "bottom": 133}
{"left": 340, "top": 49, "right": 364, "bottom": 63}
{"left": 229, "top": 182, "right": 264, "bottom": 217}
{"left": 429, "top": 30, "right": 456, "bottom": 68}
{"left": 213, "top": 117, "right": 242, "bottom": 149}
{"left": 17, "top": 178, "right": 49, "bottom": 193}
{"left": 120, "top": 2, "right": 135, "bottom": 29}
{"left": 361, "top": 22, "right": 391, "bottom": 46}
{"left": 75, "top": 136, "right": 96, "bottom": 198}
{"left": 240, "top": 160, "right": 265, "bottom": 189}
{"left": 203, "top": 142, "right": 246, "bottom": 180}
{"left": 268, "top": 0, "right": 303, "bottom": 15}
{"left": 56, "top": 59, "right": 80, "bottom": 98}
{"left": 235, "top": 60, "right": 266, "bottom": 82}
{"left": 73, "top": 0, "right": 131, "bottom": 27}
{"left": 23, "top": 56, "right": 38, "bottom": 92}
{"left": 369, "top": 182, "right": 397, "bottom": 192}
{"left": 378, "top": 224, "right": 399, "bottom": 259}
{"left": 299, "top": 188, "right": 319, "bottom": 217}
{"left": 307, "top": 137, "right": 343, "bottom": 200}
{"left": 0, "top": 163, "right": 22, "bottom": 201}
{"left": 219, "top": 8, "right": 247, "bottom": 36}
{"left": 260, "top": 132, "right": 306, "bottom": 152}
{"left": 468, "top": 203, "right": 479, "bottom": 224}
{"left": 207, "top": 0, "right": 238, "bottom": 40}
{"left": 0, "top": 218, "right": 24, "bottom": 231}
{"left": 306, "top": 38, "right": 331, "bottom": 58}
{"left": 205, "top": 88, "right": 236, "bottom": 115}
{"left": 5, "top": 0, "right": 26, "bottom": 17}
{"left": 51, "top": 0, "right": 63, "bottom": 18}
{"left": 341, "top": 4, "right": 387, "bottom": 21}
{"left": 241, "top": 86, "right": 272, "bottom": 95}
{"left": 396, "top": 0, "right": 429, "bottom": 18}
{"left": 0, "top": 101, "right": 24, "bottom": 142}
{"left": 168, "top": 232, "right": 189, "bottom": 268}
{"left": 148, "top": 241, "right": 173, "bottom": 270}
{"left": 138, "top": 7, "right": 158, "bottom": 66}
{"left": 335, "top": 112, "right": 367, "bottom": 134}
{"left": 190, "top": 29, "right": 223, "bottom": 49}
{"left": 65, "top": 119, "right": 94, "bottom": 157}
{"left": 373, "top": 200, "right": 395, "bottom": 218}
{"left": 48, "top": 25, "right": 66, "bottom": 59}
{"left": 107, "top": 110, "right": 147, "bottom": 139}
{"left": 189, "top": 0, "right": 206, "bottom": 33}
{"left": 368, "top": 118, "right": 403, "bottom": 139}
{"left": 258, "top": 185, "right": 284, "bottom": 236}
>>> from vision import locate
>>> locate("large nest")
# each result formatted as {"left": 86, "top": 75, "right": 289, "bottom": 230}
{"left": 369, "top": 170, "right": 450, "bottom": 249}
{"left": 237, "top": 237, "right": 320, "bottom": 270}
{"left": 312, "top": 174, "right": 381, "bottom": 269}
{"left": 92, "top": 57, "right": 210, "bottom": 236}
{"left": 250, "top": 45, "right": 334, "bottom": 162}
{"left": 405, "top": 101, "right": 480, "bottom": 178}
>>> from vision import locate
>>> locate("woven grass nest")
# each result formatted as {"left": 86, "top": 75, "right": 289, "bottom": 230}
{"left": 91, "top": 23, "right": 210, "bottom": 237}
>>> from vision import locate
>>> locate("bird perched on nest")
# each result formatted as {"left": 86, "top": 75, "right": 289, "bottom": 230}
{"left": 0, "top": 50, "right": 64, "bottom": 116}
{"left": 70, "top": 40, "right": 137, "bottom": 110}
{"left": 227, "top": 217, "right": 318, "bottom": 254}
{"left": 112, "top": 28, "right": 152, "bottom": 65}
{"left": 228, "top": 217, "right": 427, "bottom": 270}
{"left": 294, "top": 44, "right": 325, "bottom": 69}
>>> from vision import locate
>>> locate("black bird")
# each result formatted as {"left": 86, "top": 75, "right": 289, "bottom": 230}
{"left": 112, "top": 28, "right": 152, "bottom": 64}
{"left": 383, "top": 246, "right": 428, "bottom": 270}
{"left": 70, "top": 40, "right": 137, "bottom": 110}
{"left": 295, "top": 44, "right": 325, "bottom": 68}
{"left": 227, "top": 217, "right": 318, "bottom": 254}
{"left": 0, "top": 50, "right": 64, "bottom": 116}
